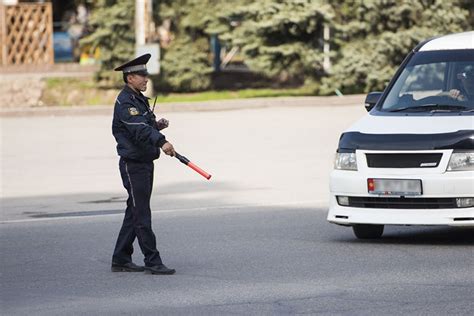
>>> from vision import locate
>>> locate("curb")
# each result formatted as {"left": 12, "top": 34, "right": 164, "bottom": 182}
{"left": 0, "top": 95, "right": 365, "bottom": 117}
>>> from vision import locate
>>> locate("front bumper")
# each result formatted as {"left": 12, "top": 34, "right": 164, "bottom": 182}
{"left": 327, "top": 169, "right": 474, "bottom": 226}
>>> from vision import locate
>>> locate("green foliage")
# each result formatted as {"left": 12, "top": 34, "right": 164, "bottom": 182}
{"left": 158, "top": 37, "right": 213, "bottom": 91}
{"left": 141, "top": 0, "right": 334, "bottom": 91}
{"left": 321, "top": 0, "right": 471, "bottom": 94}
{"left": 152, "top": 0, "right": 221, "bottom": 91}
{"left": 83, "top": 0, "right": 472, "bottom": 94}
{"left": 221, "top": 0, "right": 333, "bottom": 83}
{"left": 79, "top": 0, "right": 134, "bottom": 83}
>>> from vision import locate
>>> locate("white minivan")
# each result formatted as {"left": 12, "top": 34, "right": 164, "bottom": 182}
{"left": 327, "top": 31, "right": 474, "bottom": 239}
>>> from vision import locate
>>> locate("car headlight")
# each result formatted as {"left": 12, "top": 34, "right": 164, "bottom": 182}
{"left": 334, "top": 152, "right": 357, "bottom": 170}
{"left": 447, "top": 152, "right": 474, "bottom": 171}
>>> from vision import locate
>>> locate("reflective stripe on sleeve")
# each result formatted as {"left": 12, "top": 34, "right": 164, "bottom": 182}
{"left": 121, "top": 120, "right": 150, "bottom": 127}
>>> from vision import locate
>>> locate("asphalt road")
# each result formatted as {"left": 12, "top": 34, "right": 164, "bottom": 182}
{"left": 1, "top": 101, "right": 473, "bottom": 314}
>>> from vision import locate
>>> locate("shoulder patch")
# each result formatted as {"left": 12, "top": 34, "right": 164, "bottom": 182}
{"left": 128, "top": 107, "right": 140, "bottom": 116}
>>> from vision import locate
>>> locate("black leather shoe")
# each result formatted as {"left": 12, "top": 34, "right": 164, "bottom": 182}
{"left": 111, "top": 262, "right": 145, "bottom": 272}
{"left": 144, "top": 264, "right": 176, "bottom": 275}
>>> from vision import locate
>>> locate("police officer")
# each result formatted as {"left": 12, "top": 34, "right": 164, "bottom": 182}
{"left": 111, "top": 53, "right": 176, "bottom": 275}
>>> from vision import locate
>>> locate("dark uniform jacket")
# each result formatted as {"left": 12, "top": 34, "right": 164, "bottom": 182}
{"left": 112, "top": 85, "right": 167, "bottom": 162}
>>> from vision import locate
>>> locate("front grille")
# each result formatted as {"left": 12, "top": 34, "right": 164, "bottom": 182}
{"left": 366, "top": 153, "right": 442, "bottom": 168}
{"left": 344, "top": 196, "right": 457, "bottom": 209}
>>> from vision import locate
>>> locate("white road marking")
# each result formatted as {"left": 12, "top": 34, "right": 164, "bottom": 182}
{"left": 0, "top": 200, "right": 327, "bottom": 224}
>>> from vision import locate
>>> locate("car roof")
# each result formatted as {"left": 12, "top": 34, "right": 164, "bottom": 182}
{"left": 418, "top": 31, "right": 474, "bottom": 51}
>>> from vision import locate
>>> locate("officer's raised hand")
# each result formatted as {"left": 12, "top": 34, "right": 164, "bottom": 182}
{"left": 156, "top": 118, "right": 169, "bottom": 130}
{"left": 161, "top": 141, "right": 175, "bottom": 156}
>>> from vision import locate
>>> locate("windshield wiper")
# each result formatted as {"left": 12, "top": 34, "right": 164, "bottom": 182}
{"left": 389, "top": 104, "right": 468, "bottom": 112}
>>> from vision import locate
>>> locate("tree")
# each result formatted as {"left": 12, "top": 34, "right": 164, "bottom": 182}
{"left": 158, "top": 36, "right": 213, "bottom": 91}
{"left": 221, "top": 0, "right": 333, "bottom": 84}
{"left": 321, "top": 0, "right": 471, "bottom": 94}
{"left": 80, "top": 0, "right": 135, "bottom": 83}
{"left": 153, "top": 0, "right": 220, "bottom": 91}
{"left": 81, "top": 0, "right": 472, "bottom": 93}
{"left": 156, "top": 0, "right": 335, "bottom": 89}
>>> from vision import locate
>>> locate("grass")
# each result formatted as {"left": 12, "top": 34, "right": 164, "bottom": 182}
{"left": 42, "top": 78, "right": 318, "bottom": 106}
{"left": 154, "top": 87, "right": 317, "bottom": 103}
{"left": 45, "top": 77, "right": 95, "bottom": 90}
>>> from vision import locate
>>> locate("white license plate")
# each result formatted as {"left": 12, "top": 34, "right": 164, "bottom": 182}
{"left": 368, "top": 178, "right": 422, "bottom": 196}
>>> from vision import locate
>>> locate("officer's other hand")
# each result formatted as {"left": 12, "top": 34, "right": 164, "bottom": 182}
{"left": 156, "top": 118, "right": 169, "bottom": 130}
{"left": 161, "top": 141, "right": 175, "bottom": 156}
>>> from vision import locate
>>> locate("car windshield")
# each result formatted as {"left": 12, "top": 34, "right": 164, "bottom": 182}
{"left": 380, "top": 50, "right": 474, "bottom": 112}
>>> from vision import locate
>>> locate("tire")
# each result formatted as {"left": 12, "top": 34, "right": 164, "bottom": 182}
{"left": 352, "top": 224, "right": 384, "bottom": 239}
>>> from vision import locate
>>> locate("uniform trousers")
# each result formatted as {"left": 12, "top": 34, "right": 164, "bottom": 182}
{"left": 112, "top": 157, "right": 163, "bottom": 267}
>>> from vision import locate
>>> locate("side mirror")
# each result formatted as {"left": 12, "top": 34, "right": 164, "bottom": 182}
{"left": 364, "top": 92, "right": 383, "bottom": 112}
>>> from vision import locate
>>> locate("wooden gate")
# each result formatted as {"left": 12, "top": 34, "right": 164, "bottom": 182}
{"left": 0, "top": 3, "right": 54, "bottom": 66}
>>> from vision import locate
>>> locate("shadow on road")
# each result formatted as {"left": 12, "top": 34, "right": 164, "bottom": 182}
{"left": 330, "top": 226, "right": 474, "bottom": 246}
{"left": 1, "top": 180, "right": 248, "bottom": 221}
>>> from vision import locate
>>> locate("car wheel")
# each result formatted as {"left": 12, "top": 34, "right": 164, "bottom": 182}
{"left": 352, "top": 224, "right": 384, "bottom": 239}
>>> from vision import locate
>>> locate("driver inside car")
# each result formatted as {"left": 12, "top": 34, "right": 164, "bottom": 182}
{"left": 448, "top": 67, "right": 474, "bottom": 101}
